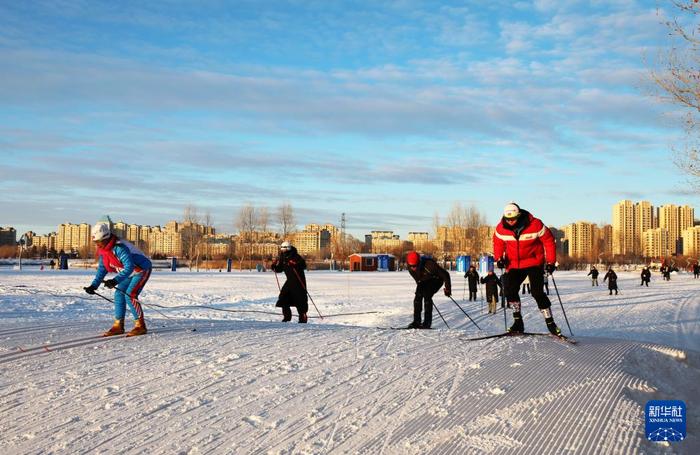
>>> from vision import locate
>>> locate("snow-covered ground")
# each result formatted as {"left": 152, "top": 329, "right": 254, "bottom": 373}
{"left": 1, "top": 269, "right": 698, "bottom": 454}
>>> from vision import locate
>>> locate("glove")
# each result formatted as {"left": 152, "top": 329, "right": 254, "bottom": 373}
{"left": 545, "top": 263, "right": 556, "bottom": 275}
{"left": 104, "top": 278, "right": 118, "bottom": 289}
{"left": 288, "top": 259, "right": 297, "bottom": 266}
{"left": 496, "top": 259, "right": 505, "bottom": 269}
{"left": 464, "top": 273, "right": 468, "bottom": 279}
{"left": 84, "top": 285, "right": 97, "bottom": 295}
{"left": 444, "top": 288, "right": 451, "bottom": 297}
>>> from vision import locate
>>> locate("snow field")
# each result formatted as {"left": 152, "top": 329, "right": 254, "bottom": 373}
{"left": 0, "top": 270, "right": 698, "bottom": 454}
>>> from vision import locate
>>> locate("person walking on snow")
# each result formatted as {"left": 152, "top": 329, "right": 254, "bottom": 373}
{"left": 587, "top": 266, "right": 599, "bottom": 286}
{"left": 84, "top": 219, "right": 152, "bottom": 337}
{"left": 271, "top": 241, "right": 308, "bottom": 323}
{"left": 693, "top": 262, "right": 700, "bottom": 279}
{"left": 640, "top": 266, "right": 651, "bottom": 287}
{"left": 480, "top": 269, "right": 502, "bottom": 314}
{"left": 464, "top": 265, "right": 479, "bottom": 301}
{"left": 405, "top": 251, "right": 451, "bottom": 329}
{"left": 493, "top": 202, "right": 562, "bottom": 336}
{"left": 603, "top": 267, "right": 619, "bottom": 295}
{"left": 542, "top": 268, "right": 550, "bottom": 295}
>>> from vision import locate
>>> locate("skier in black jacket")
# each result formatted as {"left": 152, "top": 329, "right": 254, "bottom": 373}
{"left": 464, "top": 265, "right": 480, "bottom": 301}
{"left": 587, "top": 266, "right": 599, "bottom": 286}
{"left": 640, "top": 267, "right": 651, "bottom": 287}
{"left": 480, "top": 270, "right": 502, "bottom": 314}
{"left": 405, "top": 251, "right": 451, "bottom": 329}
{"left": 603, "top": 267, "right": 618, "bottom": 295}
{"left": 271, "top": 242, "right": 308, "bottom": 323}
{"left": 693, "top": 263, "right": 700, "bottom": 279}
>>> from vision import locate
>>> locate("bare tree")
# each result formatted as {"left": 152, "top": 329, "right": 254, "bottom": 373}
{"left": 653, "top": 1, "right": 700, "bottom": 188}
{"left": 182, "top": 205, "right": 202, "bottom": 270}
{"left": 277, "top": 203, "right": 296, "bottom": 239}
{"left": 465, "top": 204, "right": 488, "bottom": 256}
{"left": 258, "top": 207, "right": 270, "bottom": 238}
{"left": 235, "top": 204, "right": 258, "bottom": 269}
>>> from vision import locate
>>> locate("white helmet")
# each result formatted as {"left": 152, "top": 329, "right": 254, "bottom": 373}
{"left": 503, "top": 202, "right": 520, "bottom": 219}
{"left": 91, "top": 222, "right": 111, "bottom": 242}
{"left": 280, "top": 241, "right": 292, "bottom": 250}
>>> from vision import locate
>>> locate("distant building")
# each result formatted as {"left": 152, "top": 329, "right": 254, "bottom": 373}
{"left": 349, "top": 253, "right": 396, "bottom": 271}
{"left": 682, "top": 226, "right": 700, "bottom": 257}
{"left": 0, "top": 226, "right": 17, "bottom": 246}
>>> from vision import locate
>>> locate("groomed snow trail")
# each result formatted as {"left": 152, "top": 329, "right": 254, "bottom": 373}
{"left": 0, "top": 320, "right": 694, "bottom": 454}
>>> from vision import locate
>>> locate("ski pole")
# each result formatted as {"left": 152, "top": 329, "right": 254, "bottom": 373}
{"left": 432, "top": 302, "right": 449, "bottom": 328}
{"left": 549, "top": 274, "right": 573, "bottom": 336}
{"left": 291, "top": 266, "right": 324, "bottom": 319}
{"left": 93, "top": 290, "right": 115, "bottom": 304}
{"left": 446, "top": 295, "right": 481, "bottom": 330}
{"left": 274, "top": 270, "right": 281, "bottom": 291}
{"left": 499, "top": 267, "right": 507, "bottom": 331}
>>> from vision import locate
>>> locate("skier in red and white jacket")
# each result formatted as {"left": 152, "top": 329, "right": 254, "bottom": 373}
{"left": 493, "top": 202, "right": 561, "bottom": 335}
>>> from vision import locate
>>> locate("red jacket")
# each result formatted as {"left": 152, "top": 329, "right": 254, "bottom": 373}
{"left": 493, "top": 210, "right": 555, "bottom": 270}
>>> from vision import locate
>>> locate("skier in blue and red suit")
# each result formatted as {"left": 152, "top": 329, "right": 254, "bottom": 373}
{"left": 83, "top": 220, "right": 152, "bottom": 337}
{"left": 493, "top": 202, "right": 561, "bottom": 335}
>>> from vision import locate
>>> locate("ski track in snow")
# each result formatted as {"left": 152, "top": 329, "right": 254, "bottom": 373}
{"left": 0, "top": 270, "right": 698, "bottom": 454}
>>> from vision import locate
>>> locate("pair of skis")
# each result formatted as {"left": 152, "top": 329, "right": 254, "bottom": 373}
{"left": 464, "top": 331, "right": 577, "bottom": 344}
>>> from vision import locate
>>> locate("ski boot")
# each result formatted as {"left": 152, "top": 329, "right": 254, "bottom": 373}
{"left": 282, "top": 307, "right": 292, "bottom": 322}
{"left": 507, "top": 312, "right": 524, "bottom": 333}
{"left": 406, "top": 321, "right": 422, "bottom": 329}
{"left": 102, "top": 319, "right": 125, "bottom": 337}
{"left": 421, "top": 322, "right": 432, "bottom": 329}
{"left": 545, "top": 317, "right": 561, "bottom": 336}
{"left": 126, "top": 318, "right": 147, "bottom": 337}
{"left": 298, "top": 313, "right": 308, "bottom": 323}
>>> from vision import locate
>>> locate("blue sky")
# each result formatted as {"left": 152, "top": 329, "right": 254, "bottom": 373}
{"left": 0, "top": 0, "right": 695, "bottom": 238}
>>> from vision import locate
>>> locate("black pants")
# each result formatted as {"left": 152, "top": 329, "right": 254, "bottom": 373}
{"left": 504, "top": 267, "right": 552, "bottom": 310}
{"left": 469, "top": 289, "right": 477, "bottom": 301}
{"left": 414, "top": 280, "right": 443, "bottom": 327}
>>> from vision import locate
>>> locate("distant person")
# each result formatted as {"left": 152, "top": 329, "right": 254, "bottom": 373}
{"left": 49, "top": 259, "right": 56, "bottom": 270}
{"left": 464, "top": 265, "right": 479, "bottom": 301}
{"left": 493, "top": 202, "right": 561, "bottom": 335}
{"left": 271, "top": 241, "right": 308, "bottom": 323}
{"left": 660, "top": 263, "right": 671, "bottom": 281}
{"left": 693, "top": 262, "right": 700, "bottom": 279}
{"left": 603, "top": 267, "right": 618, "bottom": 295}
{"left": 480, "top": 270, "right": 502, "bottom": 314}
{"left": 587, "top": 266, "right": 599, "bottom": 286}
{"left": 58, "top": 250, "right": 69, "bottom": 270}
{"left": 543, "top": 269, "right": 550, "bottom": 295}
{"left": 83, "top": 220, "right": 152, "bottom": 337}
{"left": 521, "top": 275, "right": 531, "bottom": 295}
{"left": 405, "top": 251, "right": 451, "bottom": 329}
{"left": 640, "top": 266, "right": 651, "bottom": 287}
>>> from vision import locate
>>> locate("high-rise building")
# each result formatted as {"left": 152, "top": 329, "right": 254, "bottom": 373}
{"left": 612, "top": 200, "right": 635, "bottom": 256}
{"left": 57, "top": 223, "right": 91, "bottom": 254}
{"left": 682, "top": 226, "right": 700, "bottom": 257}
{"left": 563, "top": 221, "right": 595, "bottom": 259}
{"left": 658, "top": 204, "right": 695, "bottom": 255}
{"left": 612, "top": 200, "right": 656, "bottom": 256}
{"left": 643, "top": 228, "right": 672, "bottom": 258}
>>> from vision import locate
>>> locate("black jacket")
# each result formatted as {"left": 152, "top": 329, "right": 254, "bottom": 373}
{"left": 464, "top": 269, "right": 479, "bottom": 290}
{"left": 641, "top": 269, "right": 651, "bottom": 281}
{"left": 271, "top": 246, "right": 308, "bottom": 307}
{"left": 603, "top": 270, "right": 618, "bottom": 289}
{"left": 587, "top": 268, "right": 599, "bottom": 279}
{"left": 480, "top": 273, "right": 502, "bottom": 295}
{"left": 408, "top": 257, "right": 451, "bottom": 294}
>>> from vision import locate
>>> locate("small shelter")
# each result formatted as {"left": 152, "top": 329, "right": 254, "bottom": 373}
{"left": 349, "top": 253, "right": 397, "bottom": 272}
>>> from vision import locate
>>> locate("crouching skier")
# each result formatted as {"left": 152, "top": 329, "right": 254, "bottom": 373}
{"left": 84, "top": 220, "right": 152, "bottom": 337}
{"left": 271, "top": 241, "right": 308, "bottom": 323}
{"left": 405, "top": 251, "right": 451, "bottom": 329}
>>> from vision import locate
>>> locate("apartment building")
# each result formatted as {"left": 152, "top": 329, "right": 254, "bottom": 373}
{"left": 682, "top": 226, "right": 700, "bottom": 257}
{"left": 57, "top": 223, "right": 91, "bottom": 253}
{"left": 643, "top": 228, "right": 672, "bottom": 258}
{"left": 563, "top": 221, "right": 595, "bottom": 259}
